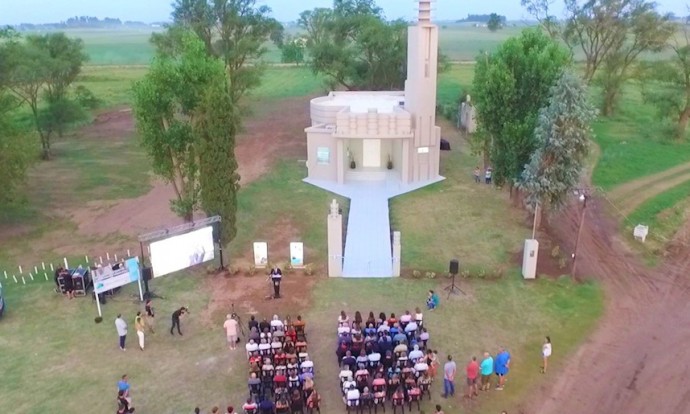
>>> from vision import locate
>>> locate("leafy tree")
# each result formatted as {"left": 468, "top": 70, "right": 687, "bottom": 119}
{"left": 0, "top": 34, "right": 33, "bottom": 207}
{"left": 5, "top": 32, "right": 87, "bottom": 159}
{"left": 133, "top": 33, "right": 228, "bottom": 221}
{"left": 299, "top": 0, "right": 409, "bottom": 90}
{"left": 197, "top": 81, "right": 241, "bottom": 245}
{"left": 519, "top": 71, "right": 597, "bottom": 216}
{"left": 487, "top": 13, "right": 503, "bottom": 32}
{"left": 596, "top": 6, "right": 674, "bottom": 115}
{"left": 157, "top": 0, "right": 284, "bottom": 106}
{"left": 280, "top": 35, "right": 306, "bottom": 65}
{"left": 639, "top": 22, "right": 690, "bottom": 140}
{"left": 472, "top": 28, "right": 571, "bottom": 189}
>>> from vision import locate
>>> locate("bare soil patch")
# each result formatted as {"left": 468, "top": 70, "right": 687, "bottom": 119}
{"left": 518, "top": 189, "right": 690, "bottom": 414}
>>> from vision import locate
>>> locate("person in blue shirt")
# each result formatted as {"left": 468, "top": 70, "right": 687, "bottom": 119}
{"left": 426, "top": 290, "right": 440, "bottom": 310}
{"left": 494, "top": 347, "right": 511, "bottom": 390}
{"left": 117, "top": 374, "right": 130, "bottom": 395}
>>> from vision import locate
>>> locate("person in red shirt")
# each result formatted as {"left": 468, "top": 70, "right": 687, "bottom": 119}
{"left": 465, "top": 356, "right": 480, "bottom": 398}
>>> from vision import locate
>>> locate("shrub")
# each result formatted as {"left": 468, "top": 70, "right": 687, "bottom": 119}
{"left": 477, "top": 268, "right": 487, "bottom": 279}
{"left": 246, "top": 265, "right": 257, "bottom": 276}
{"left": 412, "top": 270, "right": 422, "bottom": 279}
{"left": 284, "top": 263, "right": 294, "bottom": 274}
{"left": 558, "top": 257, "right": 567, "bottom": 270}
{"left": 304, "top": 264, "right": 314, "bottom": 276}
{"left": 94, "top": 316, "right": 103, "bottom": 324}
{"left": 460, "top": 269, "right": 471, "bottom": 279}
{"left": 425, "top": 272, "right": 437, "bottom": 279}
{"left": 227, "top": 266, "right": 240, "bottom": 276}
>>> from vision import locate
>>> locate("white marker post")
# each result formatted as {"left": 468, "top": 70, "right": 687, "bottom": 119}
{"left": 127, "top": 249, "right": 131, "bottom": 257}
{"left": 114, "top": 254, "right": 118, "bottom": 262}
{"left": 50, "top": 263, "right": 54, "bottom": 272}
{"left": 18, "top": 266, "right": 22, "bottom": 274}
{"left": 106, "top": 252, "right": 110, "bottom": 262}
{"left": 29, "top": 272, "right": 34, "bottom": 281}
{"left": 44, "top": 272, "right": 48, "bottom": 281}
{"left": 34, "top": 266, "right": 38, "bottom": 274}
{"left": 63, "top": 258, "right": 69, "bottom": 269}
{"left": 99, "top": 256, "right": 103, "bottom": 264}
{"left": 21, "top": 276, "right": 25, "bottom": 284}
{"left": 42, "top": 262, "right": 45, "bottom": 270}
{"left": 13, "top": 275, "right": 17, "bottom": 283}
{"left": 85, "top": 256, "right": 89, "bottom": 265}
{"left": 95, "top": 290, "right": 102, "bottom": 317}
{"left": 3, "top": 271, "right": 7, "bottom": 279}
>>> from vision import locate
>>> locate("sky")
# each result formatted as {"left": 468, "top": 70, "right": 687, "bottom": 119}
{"left": 0, "top": 0, "right": 687, "bottom": 25}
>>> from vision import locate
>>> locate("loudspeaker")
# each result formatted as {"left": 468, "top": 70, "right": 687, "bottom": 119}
{"left": 449, "top": 259, "right": 459, "bottom": 275}
{"left": 142, "top": 267, "right": 153, "bottom": 281}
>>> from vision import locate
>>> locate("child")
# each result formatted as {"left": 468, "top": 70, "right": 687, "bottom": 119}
{"left": 426, "top": 290, "right": 440, "bottom": 310}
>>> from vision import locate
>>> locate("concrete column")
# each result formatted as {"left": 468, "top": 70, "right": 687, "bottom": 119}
{"left": 401, "top": 140, "right": 410, "bottom": 185}
{"left": 392, "top": 231, "right": 401, "bottom": 277}
{"left": 327, "top": 199, "right": 343, "bottom": 277}
{"left": 337, "top": 139, "right": 344, "bottom": 184}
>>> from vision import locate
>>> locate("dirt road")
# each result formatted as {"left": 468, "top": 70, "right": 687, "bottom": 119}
{"left": 518, "top": 194, "right": 690, "bottom": 414}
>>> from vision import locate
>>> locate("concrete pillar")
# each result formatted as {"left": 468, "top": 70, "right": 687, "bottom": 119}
{"left": 327, "top": 199, "right": 343, "bottom": 277}
{"left": 337, "top": 140, "right": 344, "bottom": 184}
{"left": 392, "top": 231, "right": 401, "bottom": 277}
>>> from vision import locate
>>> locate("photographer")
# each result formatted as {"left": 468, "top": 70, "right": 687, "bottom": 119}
{"left": 170, "top": 306, "right": 189, "bottom": 336}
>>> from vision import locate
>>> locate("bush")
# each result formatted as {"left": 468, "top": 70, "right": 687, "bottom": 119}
{"left": 558, "top": 257, "right": 568, "bottom": 270}
{"left": 304, "top": 264, "right": 314, "bottom": 276}
{"left": 246, "top": 265, "right": 257, "bottom": 276}
{"left": 284, "top": 263, "right": 294, "bottom": 274}
{"left": 74, "top": 85, "right": 101, "bottom": 109}
{"left": 94, "top": 316, "right": 103, "bottom": 324}
{"left": 551, "top": 245, "right": 561, "bottom": 259}
{"left": 412, "top": 270, "right": 422, "bottom": 279}
{"left": 227, "top": 266, "right": 240, "bottom": 276}
{"left": 425, "top": 271, "right": 437, "bottom": 279}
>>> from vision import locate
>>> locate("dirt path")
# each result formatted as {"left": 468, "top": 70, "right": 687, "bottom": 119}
{"left": 608, "top": 161, "right": 690, "bottom": 214}
{"left": 67, "top": 96, "right": 310, "bottom": 240}
{"left": 517, "top": 191, "right": 690, "bottom": 414}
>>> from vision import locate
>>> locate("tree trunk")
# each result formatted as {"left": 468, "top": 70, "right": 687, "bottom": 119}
{"left": 41, "top": 137, "right": 51, "bottom": 160}
{"left": 183, "top": 210, "right": 194, "bottom": 223}
{"left": 602, "top": 88, "right": 618, "bottom": 117}
{"left": 677, "top": 106, "right": 690, "bottom": 141}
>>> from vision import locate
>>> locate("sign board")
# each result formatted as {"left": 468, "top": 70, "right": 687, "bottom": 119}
{"left": 94, "top": 257, "right": 141, "bottom": 294}
{"left": 290, "top": 242, "right": 304, "bottom": 268}
{"left": 150, "top": 226, "right": 215, "bottom": 277}
{"left": 253, "top": 242, "right": 268, "bottom": 267}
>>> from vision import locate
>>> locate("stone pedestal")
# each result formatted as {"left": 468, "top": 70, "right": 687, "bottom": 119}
{"left": 327, "top": 199, "right": 343, "bottom": 277}
{"left": 392, "top": 231, "right": 401, "bottom": 277}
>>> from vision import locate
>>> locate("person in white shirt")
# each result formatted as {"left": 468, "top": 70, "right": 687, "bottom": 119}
{"left": 270, "top": 314, "right": 284, "bottom": 331}
{"left": 409, "top": 344, "right": 424, "bottom": 362}
{"left": 245, "top": 339, "right": 259, "bottom": 357}
{"left": 414, "top": 307, "right": 423, "bottom": 326}
{"left": 342, "top": 377, "right": 356, "bottom": 394}
{"left": 377, "top": 321, "right": 390, "bottom": 333}
{"left": 414, "top": 360, "right": 429, "bottom": 374}
{"left": 338, "top": 310, "right": 349, "bottom": 327}
{"left": 405, "top": 320, "right": 418, "bottom": 334}
{"left": 301, "top": 357, "right": 314, "bottom": 372}
{"left": 345, "top": 385, "right": 360, "bottom": 406}
{"left": 541, "top": 336, "right": 552, "bottom": 373}
{"left": 258, "top": 338, "right": 271, "bottom": 355}
{"left": 400, "top": 311, "right": 412, "bottom": 324}
{"left": 115, "top": 314, "right": 128, "bottom": 351}
{"left": 223, "top": 314, "right": 239, "bottom": 351}
{"left": 338, "top": 325, "right": 351, "bottom": 335}
{"left": 367, "top": 351, "right": 381, "bottom": 366}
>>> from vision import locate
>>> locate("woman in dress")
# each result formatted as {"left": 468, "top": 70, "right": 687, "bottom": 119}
{"left": 541, "top": 336, "right": 552, "bottom": 373}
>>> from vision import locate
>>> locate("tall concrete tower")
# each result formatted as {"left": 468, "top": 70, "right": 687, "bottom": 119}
{"left": 403, "top": 0, "right": 441, "bottom": 183}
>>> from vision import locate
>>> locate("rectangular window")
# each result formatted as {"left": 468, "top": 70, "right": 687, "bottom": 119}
{"left": 316, "top": 147, "right": 330, "bottom": 165}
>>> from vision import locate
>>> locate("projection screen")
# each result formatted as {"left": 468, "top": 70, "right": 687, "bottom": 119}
{"left": 149, "top": 226, "right": 215, "bottom": 278}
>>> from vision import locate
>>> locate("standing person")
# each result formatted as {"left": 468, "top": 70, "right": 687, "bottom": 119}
{"left": 117, "top": 374, "right": 130, "bottom": 397}
{"left": 485, "top": 167, "right": 492, "bottom": 184}
{"left": 473, "top": 166, "right": 481, "bottom": 183}
{"left": 480, "top": 351, "right": 494, "bottom": 391}
{"left": 465, "top": 356, "right": 480, "bottom": 398}
{"left": 62, "top": 269, "right": 75, "bottom": 299}
{"left": 270, "top": 265, "right": 283, "bottom": 299}
{"left": 145, "top": 298, "right": 155, "bottom": 333}
{"left": 541, "top": 336, "right": 552, "bottom": 373}
{"left": 115, "top": 314, "right": 128, "bottom": 351}
{"left": 442, "top": 354, "right": 456, "bottom": 398}
{"left": 170, "top": 306, "right": 189, "bottom": 336}
{"left": 224, "top": 313, "right": 239, "bottom": 350}
{"left": 135, "top": 311, "right": 146, "bottom": 351}
{"left": 494, "top": 347, "right": 511, "bottom": 390}
{"left": 434, "top": 404, "right": 445, "bottom": 414}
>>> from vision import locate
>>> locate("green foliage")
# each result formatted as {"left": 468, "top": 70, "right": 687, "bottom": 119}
{"left": 487, "top": 13, "right": 503, "bottom": 32}
{"left": 3, "top": 32, "right": 88, "bottom": 159}
{"left": 197, "top": 82, "right": 241, "bottom": 246}
{"left": 595, "top": 5, "right": 674, "bottom": 116}
{"left": 0, "top": 94, "right": 33, "bottom": 208}
{"left": 299, "top": 0, "right": 409, "bottom": 90}
{"left": 163, "top": 0, "right": 283, "bottom": 106}
{"left": 520, "top": 72, "right": 598, "bottom": 211}
{"left": 472, "top": 28, "right": 571, "bottom": 187}
{"left": 73, "top": 85, "right": 101, "bottom": 109}
{"left": 133, "top": 32, "right": 227, "bottom": 221}
{"left": 280, "top": 35, "right": 306, "bottom": 65}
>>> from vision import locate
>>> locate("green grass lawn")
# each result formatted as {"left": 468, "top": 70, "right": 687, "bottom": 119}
{"left": 591, "top": 85, "right": 690, "bottom": 190}
{"left": 0, "top": 267, "right": 602, "bottom": 414}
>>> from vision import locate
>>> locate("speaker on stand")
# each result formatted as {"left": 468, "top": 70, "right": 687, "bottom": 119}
{"left": 444, "top": 258, "right": 465, "bottom": 297}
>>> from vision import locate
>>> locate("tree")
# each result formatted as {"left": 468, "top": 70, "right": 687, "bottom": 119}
{"left": 472, "top": 28, "right": 571, "bottom": 189}
{"left": 280, "top": 35, "right": 306, "bottom": 65}
{"left": 639, "top": 22, "right": 690, "bottom": 140}
{"left": 157, "top": 0, "right": 284, "bottom": 106}
{"left": 520, "top": 0, "right": 561, "bottom": 39}
{"left": 0, "top": 33, "right": 33, "bottom": 208}
{"left": 133, "top": 33, "right": 228, "bottom": 221}
{"left": 561, "top": 0, "right": 672, "bottom": 87}
{"left": 5, "top": 32, "right": 87, "bottom": 159}
{"left": 519, "top": 71, "right": 597, "bottom": 216}
{"left": 596, "top": 6, "right": 674, "bottom": 115}
{"left": 299, "top": 0, "right": 409, "bottom": 90}
{"left": 197, "top": 81, "right": 241, "bottom": 245}
{"left": 487, "top": 13, "right": 503, "bottom": 32}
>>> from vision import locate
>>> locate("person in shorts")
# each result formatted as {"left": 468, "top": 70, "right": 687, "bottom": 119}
{"left": 541, "top": 336, "right": 552, "bottom": 373}
{"left": 465, "top": 356, "right": 480, "bottom": 398}
{"left": 480, "top": 351, "right": 494, "bottom": 391}
{"left": 494, "top": 346, "right": 511, "bottom": 390}
{"left": 223, "top": 313, "right": 239, "bottom": 350}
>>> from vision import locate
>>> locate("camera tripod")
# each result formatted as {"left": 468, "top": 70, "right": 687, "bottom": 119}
{"left": 231, "top": 303, "right": 246, "bottom": 337}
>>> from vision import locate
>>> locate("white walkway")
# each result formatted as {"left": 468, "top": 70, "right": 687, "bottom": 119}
{"left": 304, "top": 174, "right": 444, "bottom": 278}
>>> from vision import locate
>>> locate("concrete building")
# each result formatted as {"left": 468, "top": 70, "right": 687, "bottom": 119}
{"left": 304, "top": 0, "right": 444, "bottom": 278}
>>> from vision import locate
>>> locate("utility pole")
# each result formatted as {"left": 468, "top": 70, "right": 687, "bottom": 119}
{"left": 571, "top": 193, "right": 588, "bottom": 278}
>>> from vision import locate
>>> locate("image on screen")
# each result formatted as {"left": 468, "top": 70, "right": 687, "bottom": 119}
{"left": 150, "top": 226, "right": 215, "bottom": 278}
